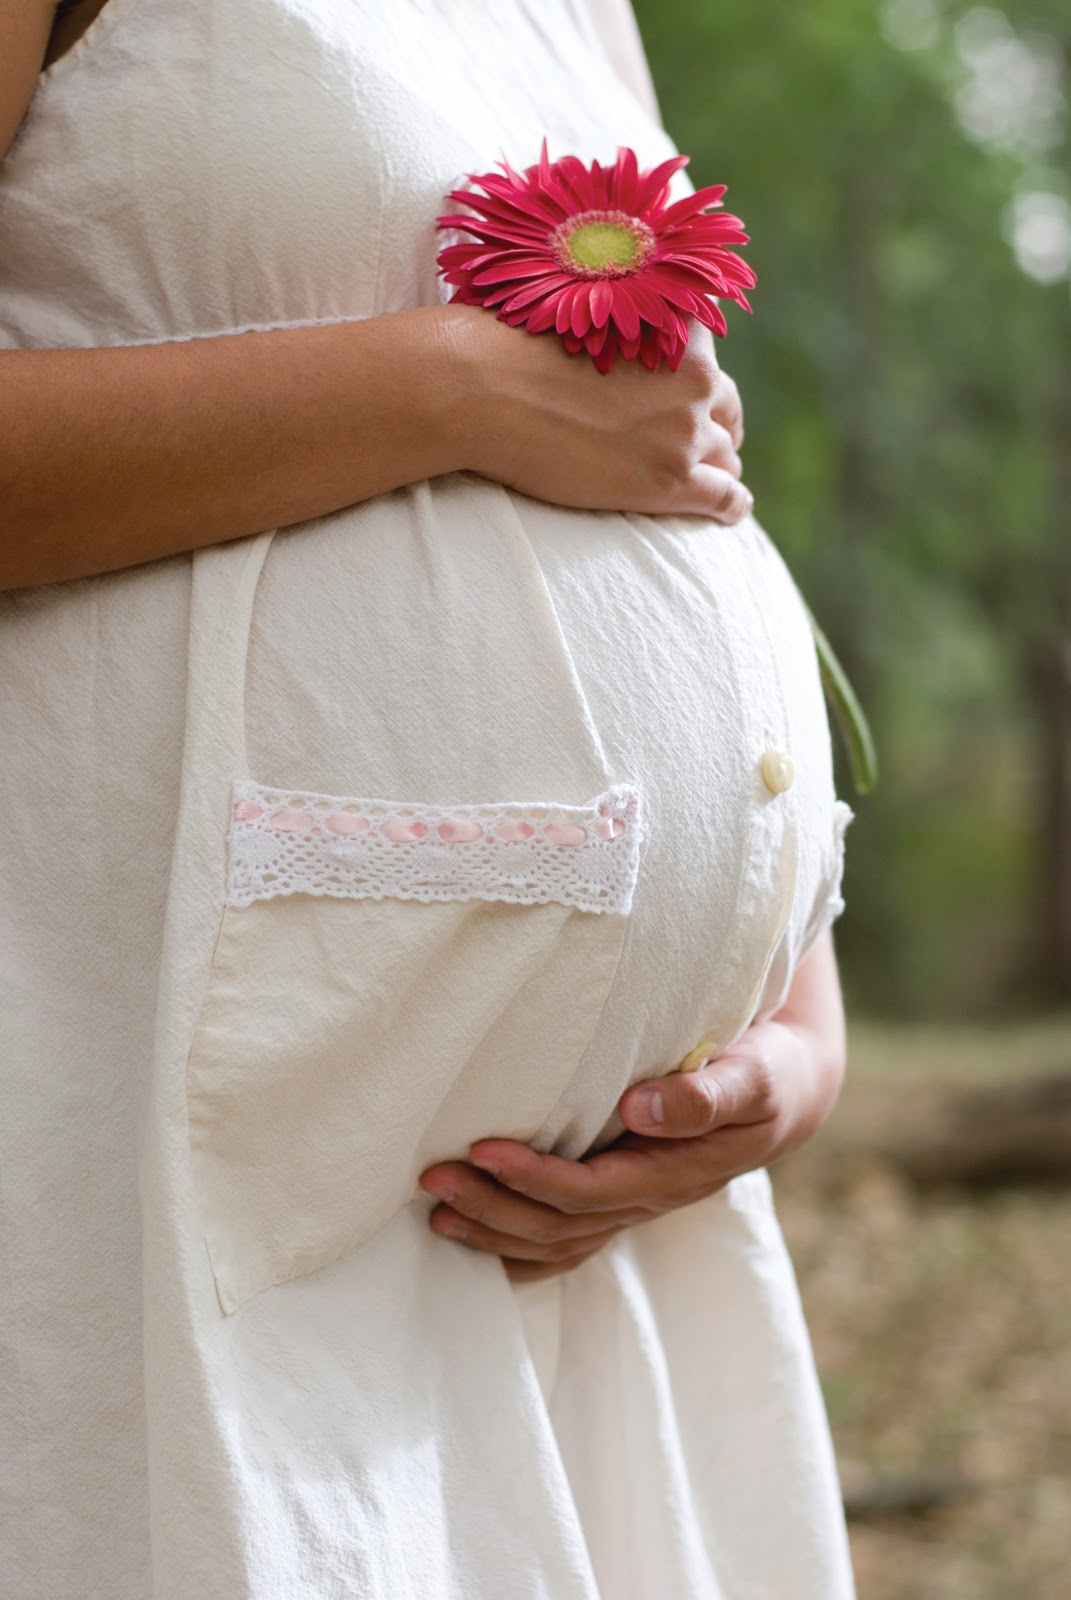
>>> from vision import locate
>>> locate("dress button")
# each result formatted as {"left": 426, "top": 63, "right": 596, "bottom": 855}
{"left": 760, "top": 747, "right": 795, "bottom": 795}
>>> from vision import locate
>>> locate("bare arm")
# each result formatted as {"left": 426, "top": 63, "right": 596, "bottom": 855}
{"left": 1, "top": 2, "right": 752, "bottom": 592}
{"left": 0, "top": 316, "right": 472, "bottom": 588}
{"left": 0, "top": 0, "right": 54, "bottom": 155}
{"left": 0, "top": 9, "right": 494, "bottom": 588}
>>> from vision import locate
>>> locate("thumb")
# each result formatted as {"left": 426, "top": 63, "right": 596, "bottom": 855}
{"left": 619, "top": 1049, "right": 771, "bottom": 1139}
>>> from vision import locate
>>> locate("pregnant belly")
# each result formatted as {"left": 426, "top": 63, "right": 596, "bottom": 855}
{"left": 185, "top": 477, "right": 840, "bottom": 1309}
{"left": 246, "top": 474, "right": 840, "bottom": 1104}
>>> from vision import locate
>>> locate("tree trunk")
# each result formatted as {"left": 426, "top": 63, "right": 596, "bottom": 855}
{"left": 886, "top": 1072, "right": 1071, "bottom": 1191}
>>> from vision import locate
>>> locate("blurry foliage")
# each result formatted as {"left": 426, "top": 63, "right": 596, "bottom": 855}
{"left": 633, "top": 0, "right": 1071, "bottom": 1017}
{"left": 776, "top": 1018, "right": 1071, "bottom": 1597}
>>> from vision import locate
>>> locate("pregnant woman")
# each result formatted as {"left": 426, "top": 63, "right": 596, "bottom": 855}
{"left": 1, "top": 2, "right": 856, "bottom": 1596}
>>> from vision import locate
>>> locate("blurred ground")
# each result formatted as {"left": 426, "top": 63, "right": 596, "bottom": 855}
{"left": 773, "top": 1018, "right": 1071, "bottom": 1600}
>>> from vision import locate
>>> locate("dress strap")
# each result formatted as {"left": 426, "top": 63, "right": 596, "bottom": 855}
{"left": 151, "top": 533, "right": 275, "bottom": 1060}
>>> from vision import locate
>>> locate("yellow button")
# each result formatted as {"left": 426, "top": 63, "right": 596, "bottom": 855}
{"left": 761, "top": 747, "right": 795, "bottom": 795}
{"left": 679, "top": 1038, "right": 718, "bottom": 1074}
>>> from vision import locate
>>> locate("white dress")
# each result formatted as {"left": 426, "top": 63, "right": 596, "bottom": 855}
{"left": 0, "top": 2, "right": 855, "bottom": 1595}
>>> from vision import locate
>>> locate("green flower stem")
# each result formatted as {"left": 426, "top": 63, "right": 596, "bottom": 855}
{"left": 809, "top": 610, "right": 879, "bottom": 795}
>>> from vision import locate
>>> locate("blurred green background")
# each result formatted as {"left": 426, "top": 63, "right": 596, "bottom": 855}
{"left": 631, "top": 4, "right": 1070, "bottom": 1595}
{"left": 633, "top": 0, "right": 1071, "bottom": 1020}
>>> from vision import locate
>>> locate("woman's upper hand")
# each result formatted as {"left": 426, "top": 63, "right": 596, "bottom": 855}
{"left": 419, "top": 932, "right": 846, "bottom": 1283}
{"left": 440, "top": 304, "right": 752, "bottom": 526}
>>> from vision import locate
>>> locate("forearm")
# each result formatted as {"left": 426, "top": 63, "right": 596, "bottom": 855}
{"left": 0, "top": 306, "right": 464, "bottom": 590}
{"left": 769, "top": 930, "right": 847, "bottom": 1135}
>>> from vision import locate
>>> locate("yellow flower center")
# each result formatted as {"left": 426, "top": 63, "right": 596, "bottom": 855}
{"left": 552, "top": 209, "right": 656, "bottom": 279}
{"left": 569, "top": 221, "right": 641, "bottom": 270}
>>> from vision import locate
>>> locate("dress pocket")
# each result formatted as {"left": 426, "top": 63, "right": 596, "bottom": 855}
{"left": 187, "top": 780, "right": 642, "bottom": 1311}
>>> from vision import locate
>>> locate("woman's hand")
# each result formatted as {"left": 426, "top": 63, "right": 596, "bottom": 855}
{"left": 441, "top": 305, "right": 751, "bottom": 526}
{"left": 419, "top": 932, "right": 845, "bottom": 1283}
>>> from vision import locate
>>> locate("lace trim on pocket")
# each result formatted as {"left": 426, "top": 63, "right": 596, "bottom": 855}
{"left": 226, "top": 781, "right": 643, "bottom": 915}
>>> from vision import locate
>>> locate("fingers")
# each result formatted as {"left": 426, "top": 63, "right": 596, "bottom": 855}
{"left": 681, "top": 462, "right": 753, "bottom": 524}
{"left": 420, "top": 1117, "right": 747, "bottom": 1269}
{"left": 420, "top": 1151, "right": 654, "bottom": 1270}
{"left": 711, "top": 370, "right": 744, "bottom": 450}
{"left": 701, "top": 419, "right": 742, "bottom": 481}
{"left": 429, "top": 1204, "right": 627, "bottom": 1264}
{"left": 465, "top": 1135, "right": 709, "bottom": 1214}
{"left": 420, "top": 1160, "right": 650, "bottom": 1242}
{"left": 619, "top": 1048, "right": 780, "bottom": 1139}
{"left": 503, "top": 1239, "right": 610, "bottom": 1284}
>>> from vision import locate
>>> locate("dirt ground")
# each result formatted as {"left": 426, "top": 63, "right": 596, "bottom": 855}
{"left": 772, "top": 1018, "right": 1071, "bottom": 1600}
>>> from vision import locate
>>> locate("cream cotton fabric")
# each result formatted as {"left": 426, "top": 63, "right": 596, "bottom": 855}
{"left": 0, "top": 2, "right": 855, "bottom": 1596}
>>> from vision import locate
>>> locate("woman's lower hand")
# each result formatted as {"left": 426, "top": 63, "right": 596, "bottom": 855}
{"left": 439, "top": 304, "right": 751, "bottom": 526}
{"left": 418, "top": 934, "right": 845, "bottom": 1283}
{"left": 420, "top": 1019, "right": 824, "bottom": 1284}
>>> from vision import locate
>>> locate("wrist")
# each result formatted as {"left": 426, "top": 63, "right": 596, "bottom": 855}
{"left": 427, "top": 303, "right": 528, "bottom": 478}
{"left": 345, "top": 305, "right": 471, "bottom": 484}
{"left": 406, "top": 303, "right": 489, "bottom": 479}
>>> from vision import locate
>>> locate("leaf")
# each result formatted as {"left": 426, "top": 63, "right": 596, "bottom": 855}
{"left": 809, "top": 609, "right": 879, "bottom": 796}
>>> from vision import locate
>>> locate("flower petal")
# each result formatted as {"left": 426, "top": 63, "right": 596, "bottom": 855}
{"left": 659, "top": 186, "right": 728, "bottom": 228}
{"left": 621, "top": 276, "right": 669, "bottom": 327}
{"left": 611, "top": 146, "right": 640, "bottom": 211}
{"left": 639, "top": 337, "right": 664, "bottom": 371}
{"left": 589, "top": 278, "right": 614, "bottom": 328}
{"left": 634, "top": 154, "right": 690, "bottom": 210}
{"left": 570, "top": 282, "right": 595, "bottom": 337}
{"left": 435, "top": 244, "right": 497, "bottom": 268}
{"left": 471, "top": 257, "right": 560, "bottom": 286}
{"left": 438, "top": 209, "right": 548, "bottom": 243}
{"left": 609, "top": 284, "right": 641, "bottom": 341}
{"left": 555, "top": 283, "right": 581, "bottom": 335}
{"left": 476, "top": 176, "right": 567, "bottom": 225}
{"left": 500, "top": 274, "right": 575, "bottom": 312}
{"left": 455, "top": 184, "right": 563, "bottom": 228}
{"left": 593, "top": 337, "right": 619, "bottom": 374}
{"left": 526, "top": 293, "right": 567, "bottom": 334}
{"left": 670, "top": 216, "right": 750, "bottom": 245}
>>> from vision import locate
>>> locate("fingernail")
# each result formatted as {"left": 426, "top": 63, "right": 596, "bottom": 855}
{"left": 470, "top": 1156, "right": 502, "bottom": 1177}
{"left": 423, "top": 1180, "right": 458, "bottom": 1203}
{"left": 633, "top": 1088, "right": 664, "bottom": 1128}
{"left": 437, "top": 1213, "right": 468, "bottom": 1240}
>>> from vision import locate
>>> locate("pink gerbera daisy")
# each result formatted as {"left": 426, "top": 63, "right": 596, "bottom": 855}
{"left": 436, "top": 142, "right": 755, "bottom": 373}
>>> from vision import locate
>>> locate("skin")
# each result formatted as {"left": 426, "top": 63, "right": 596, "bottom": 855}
{"left": 4, "top": 1, "right": 846, "bottom": 1277}
{"left": 0, "top": 0, "right": 750, "bottom": 590}
{"left": 421, "top": 929, "right": 846, "bottom": 1282}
